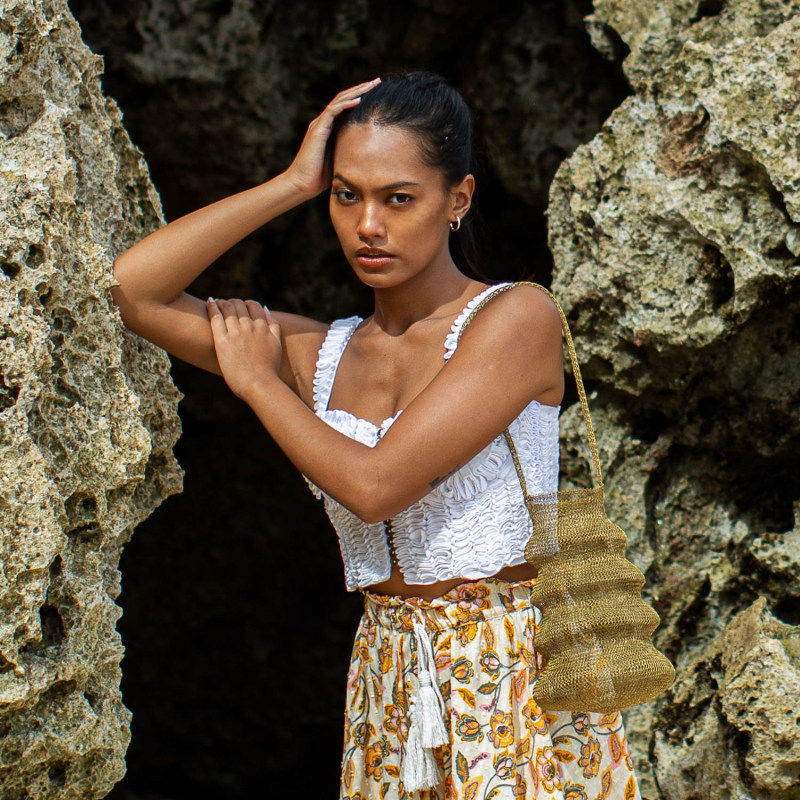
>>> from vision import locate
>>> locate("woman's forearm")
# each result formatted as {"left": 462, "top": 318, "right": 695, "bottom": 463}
{"left": 241, "top": 376, "right": 392, "bottom": 523}
{"left": 113, "top": 171, "right": 312, "bottom": 306}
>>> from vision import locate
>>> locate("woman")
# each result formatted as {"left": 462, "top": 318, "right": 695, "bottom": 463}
{"left": 112, "top": 72, "right": 641, "bottom": 800}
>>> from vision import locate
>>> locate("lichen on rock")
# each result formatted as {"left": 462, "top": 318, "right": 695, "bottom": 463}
{"left": 0, "top": 0, "right": 182, "bottom": 797}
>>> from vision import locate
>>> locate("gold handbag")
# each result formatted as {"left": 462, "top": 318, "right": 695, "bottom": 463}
{"left": 458, "top": 281, "right": 675, "bottom": 712}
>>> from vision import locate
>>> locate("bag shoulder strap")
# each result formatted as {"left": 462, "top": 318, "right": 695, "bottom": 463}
{"left": 455, "top": 281, "right": 603, "bottom": 491}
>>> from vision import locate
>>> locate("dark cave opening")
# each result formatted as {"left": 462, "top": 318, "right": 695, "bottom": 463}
{"left": 64, "top": 1, "right": 631, "bottom": 797}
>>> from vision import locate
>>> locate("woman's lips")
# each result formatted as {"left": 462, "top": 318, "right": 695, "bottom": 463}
{"left": 356, "top": 254, "right": 395, "bottom": 267}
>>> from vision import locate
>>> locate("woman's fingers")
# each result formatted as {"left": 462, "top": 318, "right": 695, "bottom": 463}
{"left": 285, "top": 77, "right": 381, "bottom": 197}
{"left": 318, "top": 78, "right": 381, "bottom": 121}
{"left": 244, "top": 299, "right": 272, "bottom": 330}
{"left": 204, "top": 297, "right": 282, "bottom": 398}
{"left": 208, "top": 297, "right": 269, "bottom": 328}
{"left": 330, "top": 78, "right": 381, "bottom": 105}
{"left": 206, "top": 297, "right": 227, "bottom": 333}
{"left": 228, "top": 297, "right": 255, "bottom": 320}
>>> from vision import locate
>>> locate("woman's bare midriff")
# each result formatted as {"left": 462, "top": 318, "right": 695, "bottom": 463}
{"left": 365, "top": 562, "right": 538, "bottom": 601}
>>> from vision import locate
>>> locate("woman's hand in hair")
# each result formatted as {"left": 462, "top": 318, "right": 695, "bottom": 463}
{"left": 205, "top": 298, "right": 283, "bottom": 401}
{"left": 283, "top": 78, "right": 381, "bottom": 198}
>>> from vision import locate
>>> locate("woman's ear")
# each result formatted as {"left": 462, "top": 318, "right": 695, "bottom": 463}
{"left": 451, "top": 174, "right": 475, "bottom": 219}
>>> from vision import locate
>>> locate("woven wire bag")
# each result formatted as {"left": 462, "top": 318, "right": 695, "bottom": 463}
{"left": 460, "top": 281, "right": 676, "bottom": 712}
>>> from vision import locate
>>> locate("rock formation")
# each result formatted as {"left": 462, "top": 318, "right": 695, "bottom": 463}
{"left": 3, "top": 0, "right": 798, "bottom": 797}
{"left": 549, "top": 1, "right": 800, "bottom": 796}
{"left": 654, "top": 597, "right": 800, "bottom": 799}
{"left": 0, "top": 1, "right": 182, "bottom": 797}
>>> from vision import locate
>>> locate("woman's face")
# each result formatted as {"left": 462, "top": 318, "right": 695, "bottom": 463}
{"left": 329, "top": 121, "right": 468, "bottom": 289}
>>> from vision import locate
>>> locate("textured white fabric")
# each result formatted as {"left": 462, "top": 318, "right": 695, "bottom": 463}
{"left": 303, "top": 283, "right": 561, "bottom": 591}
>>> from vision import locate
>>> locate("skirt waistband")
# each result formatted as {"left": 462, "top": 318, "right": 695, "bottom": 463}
{"left": 359, "top": 576, "right": 538, "bottom": 634}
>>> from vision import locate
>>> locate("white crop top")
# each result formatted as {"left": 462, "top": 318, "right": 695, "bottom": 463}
{"left": 304, "top": 283, "right": 561, "bottom": 591}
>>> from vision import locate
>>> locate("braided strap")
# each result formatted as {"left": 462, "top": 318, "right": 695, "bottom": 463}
{"left": 455, "top": 281, "right": 602, "bottom": 492}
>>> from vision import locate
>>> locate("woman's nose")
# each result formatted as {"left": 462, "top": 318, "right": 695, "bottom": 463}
{"left": 357, "top": 202, "right": 386, "bottom": 241}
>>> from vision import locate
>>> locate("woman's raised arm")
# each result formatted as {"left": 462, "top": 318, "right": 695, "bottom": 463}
{"left": 111, "top": 78, "right": 382, "bottom": 388}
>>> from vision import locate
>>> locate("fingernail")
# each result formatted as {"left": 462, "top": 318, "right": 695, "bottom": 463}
{"left": 207, "top": 296, "right": 215, "bottom": 302}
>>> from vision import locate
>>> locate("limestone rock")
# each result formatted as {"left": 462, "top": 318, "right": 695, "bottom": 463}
{"left": 548, "top": 2, "right": 800, "bottom": 796}
{"left": 468, "top": 1, "right": 630, "bottom": 207}
{"left": 18, "top": 0, "right": 798, "bottom": 796}
{"left": 0, "top": 0, "right": 182, "bottom": 797}
{"left": 654, "top": 597, "right": 800, "bottom": 799}
{"left": 549, "top": 12, "right": 800, "bottom": 397}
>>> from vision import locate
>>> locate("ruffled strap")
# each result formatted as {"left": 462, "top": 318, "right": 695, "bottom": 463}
{"left": 443, "top": 283, "right": 513, "bottom": 361}
{"left": 313, "top": 316, "right": 362, "bottom": 414}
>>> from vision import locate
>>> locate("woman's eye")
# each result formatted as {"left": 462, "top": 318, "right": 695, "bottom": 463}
{"left": 389, "top": 193, "right": 412, "bottom": 205}
{"left": 332, "top": 189, "right": 357, "bottom": 203}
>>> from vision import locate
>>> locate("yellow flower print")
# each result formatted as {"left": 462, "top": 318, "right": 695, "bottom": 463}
{"left": 395, "top": 606, "right": 416, "bottom": 632}
{"left": 521, "top": 698, "right": 547, "bottom": 733}
{"left": 494, "top": 752, "right": 515, "bottom": 779}
{"left": 343, "top": 714, "right": 351, "bottom": 746}
{"left": 452, "top": 656, "right": 474, "bottom": 683}
{"left": 571, "top": 711, "right": 591, "bottom": 734}
{"left": 364, "top": 619, "right": 377, "bottom": 646}
{"left": 488, "top": 711, "right": 514, "bottom": 749}
{"left": 365, "top": 741, "right": 384, "bottom": 780}
{"left": 455, "top": 713, "right": 484, "bottom": 742}
{"left": 454, "top": 619, "right": 479, "bottom": 645}
{"left": 355, "top": 639, "right": 372, "bottom": 665}
{"left": 378, "top": 636, "right": 393, "bottom": 674}
{"left": 383, "top": 703, "right": 409, "bottom": 742}
{"left": 578, "top": 736, "right": 602, "bottom": 778}
{"left": 513, "top": 773, "right": 528, "bottom": 797}
{"left": 479, "top": 649, "right": 501, "bottom": 675}
{"left": 518, "top": 642, "right": 536, "bottom": 669}
{"left": 453, "top": 582, "right": 491, "bottom": 610}
{"left": 353, "top": 721, "right": 375, "bottom": 748}
{"left": 597, "top": 710, "right": 621, "bottom": 730}
{"left": 622, "top": 734, "right": 634, "bottom": 771}
{"left": 535, "top": 745, "right": 561, "bottom": 793}
{"left": 523, "top": 617, "right": 536, "bottom": 643}
{"left": 564, "top": 782, "right": 588, "bottom": 800}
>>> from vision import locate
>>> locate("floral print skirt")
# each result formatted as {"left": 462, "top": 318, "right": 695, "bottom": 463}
{"left": 340, "top": 577, "right": 642, "bottom": 800}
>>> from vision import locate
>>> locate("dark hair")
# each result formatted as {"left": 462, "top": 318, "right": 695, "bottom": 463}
{"left": 326, "top": 71, "right": 487, "bottom": 281}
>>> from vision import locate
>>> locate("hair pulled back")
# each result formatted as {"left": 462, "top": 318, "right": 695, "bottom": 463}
{"left": 326, "top": 71, "right": 485, "bottom": 281}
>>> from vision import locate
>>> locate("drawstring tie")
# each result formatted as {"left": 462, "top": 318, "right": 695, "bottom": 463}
{"left": 401, "top": 620, "right": 448, "bottom": 794}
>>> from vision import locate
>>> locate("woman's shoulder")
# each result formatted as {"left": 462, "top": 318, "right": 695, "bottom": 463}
{"left": 454, "top": 282, "right": 562, "bottom": 350}
{"left": 447, "top": 282, "right": 564, "bottom": 406}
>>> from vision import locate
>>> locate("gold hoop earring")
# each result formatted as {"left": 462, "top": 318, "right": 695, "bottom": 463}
{"left": 449, "top": 216, "right": 461, "bottom": 232}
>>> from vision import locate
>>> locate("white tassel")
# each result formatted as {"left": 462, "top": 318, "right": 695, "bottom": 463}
{"left": 416, "top": 668, "right": 448, "bottom": 748}
{"left": 401, "top": 693, "right": 441, "bottom": 794}
{"left": 400, "top": 622, "right": 448, "bottom": 794}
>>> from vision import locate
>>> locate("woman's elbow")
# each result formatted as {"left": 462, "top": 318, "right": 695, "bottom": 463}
{"left": 345, "top": 479, "right": 396, "bottom": 525}
{"left": 348, "top": 495, "right": 385, "bottom": 526}
{"left": 109, "top": 274, "right": 139, "bottom": 331}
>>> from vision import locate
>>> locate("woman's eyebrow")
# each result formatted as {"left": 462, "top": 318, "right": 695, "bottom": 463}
{"left": 332, "top": 173, "right": 420, "bottom": 191}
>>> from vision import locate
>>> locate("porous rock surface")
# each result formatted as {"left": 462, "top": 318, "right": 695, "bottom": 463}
{"left": 550, "top": 1, "right": 800, "bottom": 797}
{"left": 653, "top": 597, "right": 800, "bottom": 799}
{"left": 0, "top": 1, "right": 182, "bottom": 797}
{"left": 8, "top": 0, "right": 798, "bottom": 797}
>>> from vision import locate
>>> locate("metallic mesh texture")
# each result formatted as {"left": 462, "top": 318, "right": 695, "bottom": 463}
{"left": 458, "top": 282, "right": 676, "bottom": 712}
